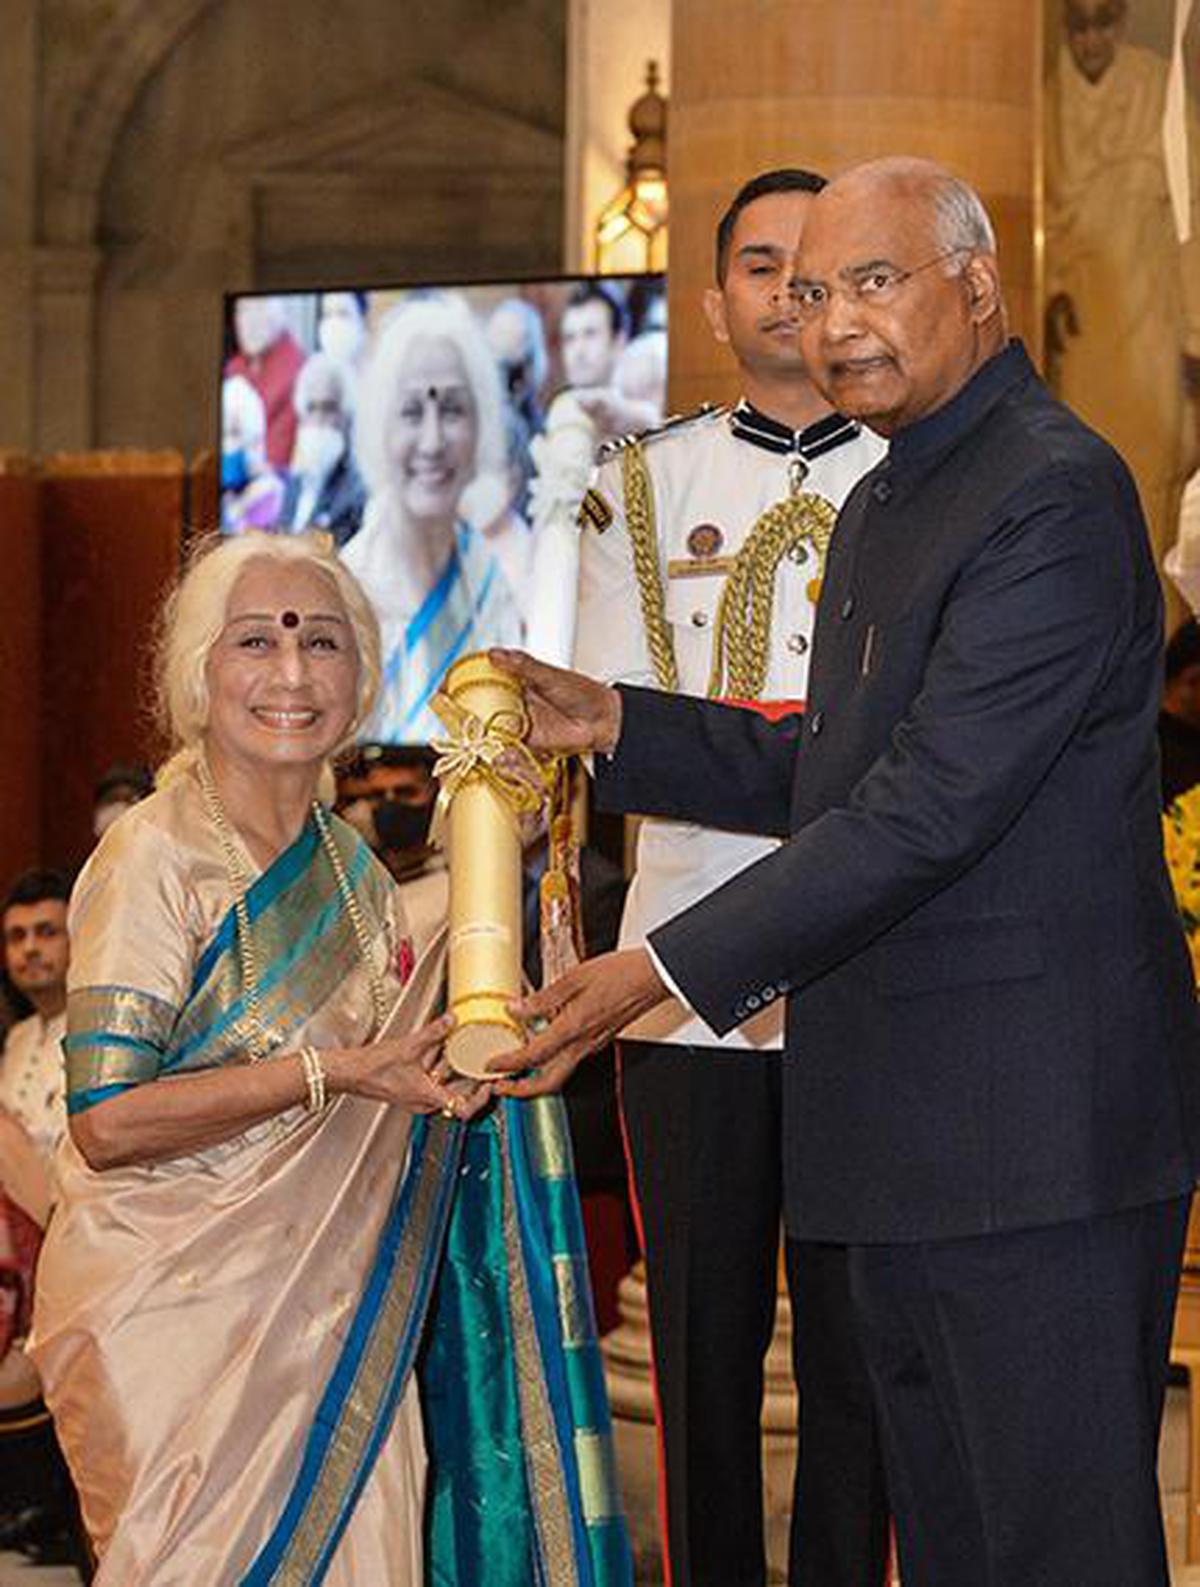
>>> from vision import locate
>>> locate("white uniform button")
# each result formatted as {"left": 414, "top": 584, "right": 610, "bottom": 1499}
{"left": 761, "top": 986, "right": 776, "bottom": 1003}
{"left": 691, "top": 610, "right": 709, "bottom": 628}
{"left": 788, "top": 543, "right": 809, "bottom": 565}
{"left": 787, "top": 633, "right": 808, "bottom": 655}
{"left": 745, "top": 993, "right": 761, "bottom": 1011}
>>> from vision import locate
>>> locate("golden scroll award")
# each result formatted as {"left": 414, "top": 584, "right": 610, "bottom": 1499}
{"left": 430, "top": 653, "right": 552, "bottom": 1079}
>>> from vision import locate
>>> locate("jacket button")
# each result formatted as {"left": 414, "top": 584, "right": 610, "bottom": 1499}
{"left": 872, "top": 477, "right": 893, "bottom": 504}
{"left": 691, "top": 610, "right": 709, "bottom": 628}
{"left": 761, "top": 985, "right": 776, "bottom": 1003}
{"left": 787, "top": 632, "right": 808, "bottom": 655}
{"left": 745, "top": 993, "right": 761, "bottom": 1011}
{"left": 810, "top": 710, "right": 825, "bottom": 735}
{"left": 788, "top": 543, "right": 809, "bottom": 565}
{"left": 841, "top": 596, "right": 855, "bottom": 620}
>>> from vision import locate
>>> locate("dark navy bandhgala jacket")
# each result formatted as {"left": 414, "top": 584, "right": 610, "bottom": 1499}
{"left": 597, "top": 341, "right": 1200, "bottom": 1244}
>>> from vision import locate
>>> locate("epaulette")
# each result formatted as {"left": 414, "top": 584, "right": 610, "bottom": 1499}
{"left": 596, "top": 402, "right": 727, "bottom": 465}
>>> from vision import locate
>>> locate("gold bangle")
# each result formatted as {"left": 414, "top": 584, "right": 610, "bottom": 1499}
{"left": 298, "top": 1045, "right": 327, "bottom": 1114}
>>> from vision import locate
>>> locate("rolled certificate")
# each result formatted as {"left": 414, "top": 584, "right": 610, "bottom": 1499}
{"left": 432, "top": 654, "right": 531, "bottom": 1079}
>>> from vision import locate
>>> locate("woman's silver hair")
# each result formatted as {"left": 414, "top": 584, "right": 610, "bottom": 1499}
{"left": 155, "top": 530, "right": 382, "bottom": 786}
{"left": 930, "top": 174, "right": 997, "bottom": 259}
{"left": 355, "top": 292, "right": 507, "bottom": 500}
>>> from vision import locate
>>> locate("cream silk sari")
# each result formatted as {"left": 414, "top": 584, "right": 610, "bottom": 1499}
{"left": 30, "top": 768, "right": 630, "bottom": 1586}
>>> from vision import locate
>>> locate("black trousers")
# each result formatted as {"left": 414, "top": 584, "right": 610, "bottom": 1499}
{"left": 850, "top": 1194, "right": 1190, "bottom": 1587}
{"left": 620, "top": 1040, "right": 889, "bottom": 1587}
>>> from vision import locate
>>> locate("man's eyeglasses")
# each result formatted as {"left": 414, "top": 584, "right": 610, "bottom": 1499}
{"left": 791, "top": 247, "right": 972, "bottom": 322}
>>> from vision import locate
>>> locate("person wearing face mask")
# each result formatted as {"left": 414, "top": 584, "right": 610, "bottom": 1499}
{"left": 279, "top": 353, "right": 367, "bottom": 547}
{"left": 317, "top": 290, "right": 370, "bottom": 376}
{"left": 335, "top": 744, "right": 447, "bottom": 958}
{"left": 343, "top": 295, "right": 524, "bottom": 743}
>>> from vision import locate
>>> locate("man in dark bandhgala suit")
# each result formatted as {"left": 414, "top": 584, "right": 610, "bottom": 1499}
{"left": 489, "top": 156, "right": 1200, "bottom": 1587}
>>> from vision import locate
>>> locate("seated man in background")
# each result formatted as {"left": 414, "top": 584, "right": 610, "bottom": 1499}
{"left": 0, "top": 868, "right": 88, "bottom": 1574}
{"left": 335, "top": 744, "right": 445, "bottom": 956}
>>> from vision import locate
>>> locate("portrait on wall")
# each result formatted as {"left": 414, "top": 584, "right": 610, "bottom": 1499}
{"left": 1043, "top": 0, "right": 1199, "bottom": 619}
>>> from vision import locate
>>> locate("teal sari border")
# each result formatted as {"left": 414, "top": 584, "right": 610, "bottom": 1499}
{"left": 507, "top": 1098, "right": 632, "bottom": 1584}
{"left": 166, "top": 821, "right": 383, "bottom": 1078}
{"left": 240, "top": 1115, "right": 463, "bottom": 1587}
{"left": 190, "top": 820, "right": 320, "bottom": 997}
{"left": 422, "top": 1099, "right": 632, "bottom": 1587}
{"left": 66, "top": 1081, "right": 135, "bottom": 1116}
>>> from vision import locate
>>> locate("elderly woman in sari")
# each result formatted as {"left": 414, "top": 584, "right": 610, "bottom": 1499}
{"left": 344, "top": 294, "right": 524, "bottom": 743}
{"left": 29, "top": 532, "right": 630, "bottom": 1586}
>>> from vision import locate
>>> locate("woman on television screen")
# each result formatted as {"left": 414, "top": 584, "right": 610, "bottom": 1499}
{"left": 344, "top": 294, "right": 523, "bottom": 743}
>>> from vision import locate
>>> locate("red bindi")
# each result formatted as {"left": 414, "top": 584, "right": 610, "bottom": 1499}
{"left": 280, "top": 610, "right": 300, "bottom": 629}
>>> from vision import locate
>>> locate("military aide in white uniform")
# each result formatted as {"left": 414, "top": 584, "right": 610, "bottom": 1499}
{"left": 577, "top": 400, "right": 885, "bottom": 1044}
{"left": 572, "top": 169, "right": 892, "bottom": 1587}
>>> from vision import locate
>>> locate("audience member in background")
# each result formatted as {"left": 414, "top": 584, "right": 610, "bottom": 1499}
{"left": 220, "top": 375, "right": 285, "bottom": 532}
{"left": 525, "top": 305, "right": 666, "bottom": 666}
{"left": 0, "top": 869, "right": 70, "bottom": 1203}
{"left": 561, "top": 282, "right": 627, "bottom": 395}
{"left": 316, "top": 290, "right": 370, "bottom": 378}
{"left": 571, "top": 326, "right": 670, "bottom": 444}
{"left": 345, "top": 295, "right": 523, "bottom": 741}
{"left": 279, "top": 353, "right": 367, "bottom": 546}
{"left": 1161, "top": 618, "right": 1200, "bottom": 807}
{"left": 486, "top": 297, "right": 549, "bottom": 440}
{"left": 92, "top": 763, "right": 153, "bottom": 842}
{"left": 0, "top": 869, "right": 88, "bottom": 1577}
{"left": 336, "top": 744, "right": 446, "bottom": 957}
{"left": 224, "top": 295, "right": 306, "bottom": 469}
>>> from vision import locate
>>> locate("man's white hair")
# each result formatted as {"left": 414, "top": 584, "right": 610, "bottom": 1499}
{"left": 930, "top": 173, "right": 997, "bottom": 257}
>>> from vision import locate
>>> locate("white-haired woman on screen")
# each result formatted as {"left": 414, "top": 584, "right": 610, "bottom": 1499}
{"left": 345, "top": 294, "right": 523, "bottom": 742}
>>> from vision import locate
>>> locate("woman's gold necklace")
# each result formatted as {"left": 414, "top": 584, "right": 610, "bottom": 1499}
{"left": 196, "top": 758, "right": 389, "bottom": 1060}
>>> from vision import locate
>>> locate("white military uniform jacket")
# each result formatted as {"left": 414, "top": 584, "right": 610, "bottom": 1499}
{"left": 574, "top": 402, "right": 886, "bottom": 1047}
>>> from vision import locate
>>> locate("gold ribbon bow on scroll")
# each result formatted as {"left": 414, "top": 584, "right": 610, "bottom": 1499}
{"left": 428, "top": 691, "right": 553, "bottom": 847}
{"left": 429, "top": 654, "right": 563, "bottom": 1079}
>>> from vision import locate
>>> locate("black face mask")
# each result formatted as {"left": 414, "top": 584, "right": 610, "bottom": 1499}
{"left": 373, "top": 799, "right": 433, "bottom": 854}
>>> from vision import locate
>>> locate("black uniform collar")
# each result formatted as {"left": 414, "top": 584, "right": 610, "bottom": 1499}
{"left": 729, "top": 399, "right": 862, "bottom": 460}
{"left": 886, "top": 340, "right": 1035, "bottom": 479}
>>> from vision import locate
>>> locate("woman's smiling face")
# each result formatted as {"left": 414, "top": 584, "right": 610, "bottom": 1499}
{"left": 385, "top": 336, "right": 478, "bottom": 524}
{"left": 204, "top": 559, "right": 359, "bottom": 774}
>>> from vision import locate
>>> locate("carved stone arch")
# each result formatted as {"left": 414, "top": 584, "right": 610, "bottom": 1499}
{"left": 41, "top": 0, "right": 221, "bottom": 245}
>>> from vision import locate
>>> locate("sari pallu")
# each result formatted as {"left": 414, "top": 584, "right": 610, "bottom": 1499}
{"left": 29, "top": 776, "right": 630, "bottom": 1585}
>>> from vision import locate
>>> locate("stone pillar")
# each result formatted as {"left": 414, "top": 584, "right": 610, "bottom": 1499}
{"left": 667, "top": 0, "right": 1040, "bottom": 410}
{"left": 33, "top": 245, "right": 102, "bottom": 452}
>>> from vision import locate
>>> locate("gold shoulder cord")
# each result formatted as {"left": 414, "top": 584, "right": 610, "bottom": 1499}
{"left": 708, "top": 490, "right": 838, "bottom": 699}
{"left": 621, "top": 441, "right": 679, "bottom": 692}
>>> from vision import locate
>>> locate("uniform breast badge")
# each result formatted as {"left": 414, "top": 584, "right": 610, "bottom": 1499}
{"left": 668, "top": 523, "right": 736, "bottom": 580}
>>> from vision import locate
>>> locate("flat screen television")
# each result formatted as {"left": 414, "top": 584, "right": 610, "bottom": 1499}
{"left": 219, "top": 274, "right": 667, "bottom": 743}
